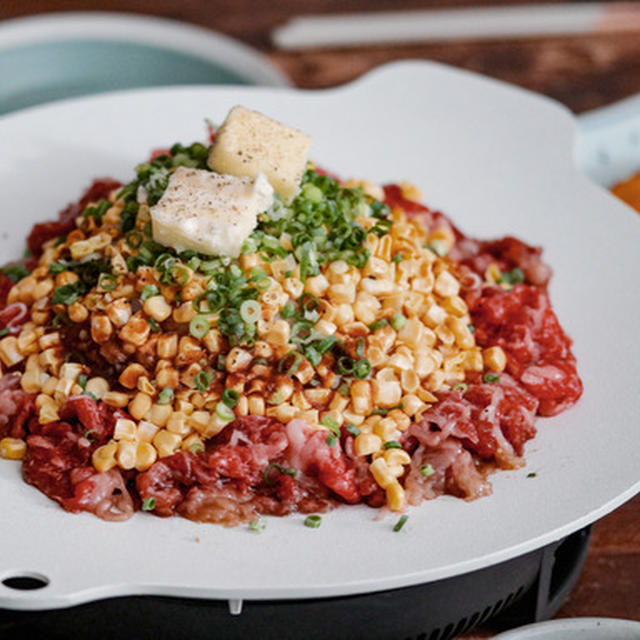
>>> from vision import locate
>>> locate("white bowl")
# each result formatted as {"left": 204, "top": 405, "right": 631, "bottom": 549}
{"left": 0, "top": 12, "right": 289, "bottom": 115}
{"left": 495, "top": 617, "right": 640, "bottom": 639}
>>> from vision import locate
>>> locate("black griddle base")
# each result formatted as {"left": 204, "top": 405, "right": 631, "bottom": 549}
{"left": 0, "top": 526, "right": 590, "bottom": 640}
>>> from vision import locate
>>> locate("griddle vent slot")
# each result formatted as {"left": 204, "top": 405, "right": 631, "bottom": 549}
{"left": 406, "top": 585, "right": 526, "bottom": 640}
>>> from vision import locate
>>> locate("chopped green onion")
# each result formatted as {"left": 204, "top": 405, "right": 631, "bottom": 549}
{"left": 356, "top": 336, "right": 365, "bottom": 357}
{"left": 426, "top": 240, "right": 447, "bottom": 257}
{"left": 140, "top": 285, "right": 159, "bottom": 301}
{"left": 189, "top": 316, "right": 210, "bottom": 339}
{"left": 148, "top": 317, "right": 160, "bottom": 332}
{"left": 337, "top": 356, "right": 354, "bottom": 375}
{"left": 84, "top": 429, "right": 97, "bottom": 441}
{"left": 142, "top": 497, "right": 156, "bottom": 511}
{"left": 221, "top": 389, "right": 240, "bottom": 409}
{"left": 280, "top": 300, "right": 298, "bottom": 319}
{"left": 278, "top": 351, "right": 302, "bottom": 376}
{"left": 249, "top": 519, "right": 266, "bottom": 533}
{"left": 302, "top": 183, "right": 323, "bottom": 203}
{"left": 384, "top": 441, "right": 403, "bottom": 450}
{"left": 125, "top": 231, "right": 143, "bottom": 248}
{"left": 338, "top": 382, "right": 351, "bottom": 397}
{"left": 527, "top": 472, "right": 537, "bottom": 478}
{"left": 189, "top": 442, "right": 205, "bottom": 454}
{"left": 499, "top": 267, "right": 525, "bottom": 285}
{"left": 239, "top": 299, "right": 261, "bottom": 324}
{"left": 300, "top": 293, "right": 320, "bottom": 312}
{"left": 352, "top": 358, "right": 371, "bottom": 379}
{"left": 391, "top": 254, "right": 404, "bottom": 263}
{"left": 304, "top": 515, "right": 322, "bottom": 529}
{"left": 98, "top": 273, "right": 117, "bottom": 291}
{"left": 216, "top": 402, "right": 235, "bottom": 422}
{"left": 390, "top": 312, "right": 406, "bottom": 331}
{"left": 452, "top": 382, "right": 468, "bottom": 393}
{"left": 52, "top": 282, "right": 84, "bottom": 305}
{"left": 345, "top": 423, "right": 360, "bottom": 437}
{"left": 157, "top": 386, "right": 174, "bottom": 405}
{"left": 0, "top": 328, "right": 10, "bottom": 338}
{"left": 263, "top": 462, "right": 298, "bottom": 485}
{"left": 368, "top": 319, "right": 388, "bottom": 331}
{"left": 48, "top": 262, "right": 68, "bottom": 275}
{"left": 467, "top": 324, "right": 475, "bottom": 333}
{"left": 420, "top": 464, "right": 435, "bottom": 477}
{"left": 284, "top": 270, "right": 293, "bottom": 278}
{"left": 316, "top": 335, "right": 338, "bottom": 354}
{"left": 78, "top": 374, "right": 88, "bottom": 390}
{"left": 393, "top": 515, "right": 408, "bottom": 532}
{"left": 321, "top": 415, "right": 340, "bottom": 435}
{"left": 194, "top": 370, "right": 214, "bottom": 392}
{"left": 82, "top": 199, "right": 111, "bottom": 222}
{"left": 483, "top": 373, "right": 500, "bottom": 383}
{"left": 290, "top": 321, "right": 313, "bottom": 345}
{"left": 304, "top": 345, "right": 322, "bottom": 366}
{"left": 325, "top": 434, "right": 338, "bottom": 447}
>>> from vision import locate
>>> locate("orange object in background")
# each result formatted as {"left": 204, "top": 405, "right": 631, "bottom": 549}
{"left": 612, "top": 172, "right": 640, "bottom": 212}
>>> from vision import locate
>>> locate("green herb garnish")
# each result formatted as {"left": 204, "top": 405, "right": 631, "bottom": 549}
{"left": 304, "top": 515, "right": 322, "bottom": 529}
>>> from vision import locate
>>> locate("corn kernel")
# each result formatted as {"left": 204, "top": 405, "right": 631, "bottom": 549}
{"left": 0, "top": 336, "right": 24, "bottom": 367}
{"left": 157, "top": 333, "right": 178, "bottom": 359}
{"left": 166, "top": 411, "right": 190, "bottom": 436}
{"left": 182, "top": 434, "right": 205, "bottom": 453}
{"left": 129, "top": 392, "right": 153, "bottom": 420}
{"left": 143, "top": 295, "right": 172, "bottom": 322}
{"left": 434, "top": 270, "right": 460, "bottom": 298}
{"left": 384, "top": 448, "right": 411, "bottom": 467}
{"left": 114, "top": 418, "right": 137, "bottom": 441}
{"left": 68, "top": 302, "right": 89, "bottom": 323}
{"left": 153, "top": 429, "right": 182, "bottom": 458}
{"left": 102, "top": 391, "right": 130, "bottom": 408}
{"left": 135, "top": 441, "right": 158, "bottom": 471}
{"left": 137, "top": 420, "right": 159, "bottom": 443}
{"left": 146, "top": 403, "right": 172, "bottom": 428}
{"left": 90, "top": 313, "right": 113, "bottom": 344}
{"left": 118, "top": 363, "right": 147, "bottom": 390}
{"left": 0, "top": 437, "right": 27, "bottom": 460}
{"left": 373, "top": 417, "right": 398, "bottom": 442}
{"left": 385, "top": 481, "right": 405, "bottom": 511}
{"left": 248, "top": 396, "right": 265, "bottom": 416}
{"left": 483, "top": 346, "right": 507, "bottom": 372}
{"left": 92, "top": 441, "right": 118, "bottom": 472}
{"left": 116, "top": 440, "right": 137, "bottom": 470}
{"left": 370, "top": 457, "right": 395, "bottom": 488}
{"left": 354, "top": 433, "right": 382, "bottom": 456}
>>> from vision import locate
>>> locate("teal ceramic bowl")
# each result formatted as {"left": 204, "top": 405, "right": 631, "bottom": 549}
{"left": 0, "top": 12, "right": 289, "bottom": 115}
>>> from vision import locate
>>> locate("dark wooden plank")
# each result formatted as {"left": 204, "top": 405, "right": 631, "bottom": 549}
{"left": 269, "top": 33, "right": 640, "bottom": 113}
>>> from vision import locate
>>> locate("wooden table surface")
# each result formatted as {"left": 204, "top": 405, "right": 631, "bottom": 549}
{"left": 2, "top": 0, "right": 639, "bottom": 635}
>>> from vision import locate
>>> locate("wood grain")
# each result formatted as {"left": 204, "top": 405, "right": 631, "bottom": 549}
{"left": 1, "top": 1, "right": 639, "bottom": 635}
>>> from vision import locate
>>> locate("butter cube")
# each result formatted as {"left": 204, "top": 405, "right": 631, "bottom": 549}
{"left": 150, "top": 167, "right": 273, "bottom": 258}
{"left": 208, "top": 106, "right": 311, "bottom": 203}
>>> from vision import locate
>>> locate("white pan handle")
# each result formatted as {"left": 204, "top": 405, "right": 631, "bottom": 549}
{"left": 576, "top": 93, "right": 640, "bottom": 187}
